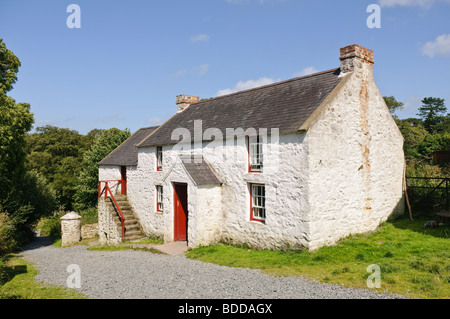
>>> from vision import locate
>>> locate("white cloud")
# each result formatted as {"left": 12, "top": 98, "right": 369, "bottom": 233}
{"left": 378, "top": 0, "right": 450, "bottom": 7}
{"left": 293, "top": 66, "right": 319, "bottom": 77}
{"left": 421, "top": 34, "right": 450, "bottom": 58}
{"left": 396, "top": 95, "right": 423, "bottom": 118}
{"left": 216, "top": 77, "right": 279, "bottom": 96}
{"left": 168, "top": 64, "right": 211, "bottom": 79}
{"left": 147, "top": 114, "right": 171, "bottom": 125}
{"left": 146, "top": 116, "right": 164, "bottom": 125}
{"left": 167, "top": 69, "right": 188, "bottom": 79}
{"left": 225, "top": 0, "right": 250, "bottom": 4}
{"left": 257, "top": 0, "right": 287, "bottom": 3}
{"left": 195, "top": 64, "right": 211, "bottom": 76}
{"left": 379, "top": 0, "right": 433, "bottom": 7}
{"left": 225, "top": 0, "right": 285, "bottom": 4}
{"left": 97, "top": 113, "right": 126, "bottom": 124}
{"left": 190, "top": 34, "right": 210, "bottom": 43}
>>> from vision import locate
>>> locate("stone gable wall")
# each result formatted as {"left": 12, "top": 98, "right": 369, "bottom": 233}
{"left": 306, "top": 63, "right": 404, "bottom": 250}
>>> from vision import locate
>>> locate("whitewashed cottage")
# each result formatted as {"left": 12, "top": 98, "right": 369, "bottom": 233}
{"left": 98, "top": 44, "right": 405, "bottom": 250}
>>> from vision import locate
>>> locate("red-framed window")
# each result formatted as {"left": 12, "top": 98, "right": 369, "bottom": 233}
{"left": 156, "top": 185, "right": 164, "bottom": 212}
{"left": 248, "top": 135, "right": 263, "bottom": 173}
{"left": 250, "top": 183, "right": 265, "bottom": 223}
{"left": 156, "top": 146, "right": 163, "bottom": 171}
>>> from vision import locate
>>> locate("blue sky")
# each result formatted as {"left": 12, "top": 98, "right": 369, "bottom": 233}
{"left": 1, "top": 0, "right": 449, "bottom": 134}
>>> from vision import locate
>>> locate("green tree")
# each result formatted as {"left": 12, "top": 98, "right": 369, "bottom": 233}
{"left": 0, "top": 39, "right": 58, "bottom": 251}
{"left": 26, "top": 125, "right": 93, "bottom": 210}
{"left": 0, "top": 38, "right": 34, "bottom": 211}
{"left": 395, "top": 118, "right": 428, "bottom": 161}
{"left": 418, "top": 132, "right": 450, "bottom": 161}
{"left": 433, "top": 114, "right": 450, "bottom": 134}
{"left": 417, "top": 97, "right": 447, "bottom": 134}
{"left": 73, "top": 128, "right": 130, "bottom": 210}
{"left": 0, "top": 38, "right": 20, "bottom": 93}
{"left": 383, "top": 96, "right": 404, "bottom": 115}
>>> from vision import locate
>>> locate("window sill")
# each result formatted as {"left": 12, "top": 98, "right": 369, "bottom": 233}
{"left": 248, "top": 219, "right": 265, "bottom": 225}
{"left": 243, "top": 173, "right": 267, "bottom": 184}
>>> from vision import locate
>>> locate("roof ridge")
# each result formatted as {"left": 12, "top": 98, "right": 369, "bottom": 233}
{"left": 99, "top": 125, "right": 160, "bottom": 165}
{"left": 194, "top": 67, "right": 340, "bottom": 105}
{"left": 136, "top": 114, "right": 179, "bottom": 147}
{"left": 137, "top": 66, "right": 344, "bottom": 148}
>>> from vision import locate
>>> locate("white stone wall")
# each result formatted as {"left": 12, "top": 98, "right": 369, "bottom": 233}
{"left": 98, "top": 197, "right": 122, "bottom": 245}
{"left": 126, "top": 148, "right": 165, "bottom": 239}
{"left": 212, "top": 134, "right": 310, "bottom": 249}
{"left": 61, "top": 212, "right": 81, "bottom": 246}
{"left": 126, "top": 147, "right": 222, "bottom": 247}
{"left": 81, "top": 223, "right": 98, "bottom": 239}
{"left": 306, "top": 64, "right": 405, "bottom": 250}
{"left": 98, "top": 165, "right": 123, "bottom": 195}
{"left": 126, "top": 133, "right": 309, "bottom": 249}
{"left": 98, "top": 62, "right": 404, "bottom": 251}
{"left": 191, "top": 185, "right": 222, "bottom": 247}
{"left": 98, "top": 165, "right": 125, "bottom": 244}
{"left": 162, "top": 155, "right": 198, "bottom": 244}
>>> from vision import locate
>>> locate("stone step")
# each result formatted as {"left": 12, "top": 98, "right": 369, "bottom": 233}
{"left": 107, "top": 204, "right": 134, "bottom": 216}
{"left": 106, "top": 194, "right": 144, "bottom": 241}
{"left": 106, "top": 202, "right": 132, "bottom": 211}
{"left": 111, "top": 210, "right": 135, "bottom": 219}
{"left": 113, "top": 217, "right": 140, "bottom": 227}
{"left": 124, "top": 232, "right": 144, "bottom": 241}
{"left": 117, "top": 224, "right": 141, "bottom": 233}
{"left": 123, "top": 227, "right": 142, "bottom": 235}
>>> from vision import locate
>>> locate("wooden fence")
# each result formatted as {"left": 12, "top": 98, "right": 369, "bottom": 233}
{"left": 405, "top": 177, "right": 449, "bottom": 213}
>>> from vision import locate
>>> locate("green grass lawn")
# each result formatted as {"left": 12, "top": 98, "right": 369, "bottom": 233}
{"left": 1, "top": 217, "right": 448, "bottom": 299}
{"left": 0, "top": 236, "right": 164, "bottom": 299}
{"left": 0, "top": 256, "right": 86, "bottom": 299}
{"left": 186, "top": 217, "right": 450, "bottom": 299}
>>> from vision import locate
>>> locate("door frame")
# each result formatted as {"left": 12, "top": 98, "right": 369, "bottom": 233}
{"left": 173, "top": 182, "right": 188, "bottom": 242}
{"left": 120, "top": 166, "right": 127, "bottom": 195}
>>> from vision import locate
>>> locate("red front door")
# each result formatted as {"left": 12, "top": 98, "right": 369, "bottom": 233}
{"left": 174, "top": 183, "right": 188, "bottom": 241}
{"left": 120, "top": 166, "right": 127, "bottom": 195}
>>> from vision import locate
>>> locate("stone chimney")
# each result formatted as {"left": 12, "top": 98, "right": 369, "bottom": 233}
{"left": 176, "top": 94, "right": 199, "bottom": 113}
{"left": 339, "top": 44, "right": 374, "bottom": 73}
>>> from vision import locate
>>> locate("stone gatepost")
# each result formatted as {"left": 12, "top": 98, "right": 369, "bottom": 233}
{"left": 61, "top": 211, "right": 82, "bottom": 246}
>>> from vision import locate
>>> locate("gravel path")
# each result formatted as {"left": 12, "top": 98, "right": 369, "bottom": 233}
{"left": 18, "top": 236, "right": 406, "bottom": 299}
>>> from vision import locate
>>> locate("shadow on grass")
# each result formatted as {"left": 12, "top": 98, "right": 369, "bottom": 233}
{"left": 0, "top": 263, "right": 27, "bottom": 286}
{"left": 390, "top": 216, "right": 450, "bottom": 239}
{"left": 0, "top": 259, "right": 27, "bottom": 299}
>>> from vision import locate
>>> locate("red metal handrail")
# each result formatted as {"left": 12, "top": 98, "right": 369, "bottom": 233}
{"left": 98, "top": 180, "right": 125, "bottom": 241}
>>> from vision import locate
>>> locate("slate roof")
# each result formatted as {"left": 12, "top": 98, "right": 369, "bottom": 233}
{"left": 181, "top": 155, "right": 222, "bottom": 186}
{"left": 98, "top": 126, "right": 159, "bottom": 166}
{"left": 138, "top": 68, "right": 343, "bottom": 147}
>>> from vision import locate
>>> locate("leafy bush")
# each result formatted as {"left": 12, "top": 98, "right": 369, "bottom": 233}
{"left": 36, "top": 208, "right": 98, "bottom": 242}
{"left": 26, "top": 125, "right": 98, "bottom": 210}
{"left": 74, "top": 128, "right": 130, "bottom": 210}
{"left": 0, "top": 213, "right": 17, "bottom": 257}
{"left": 1, "top": 39, "right": 60, "bottom": 252}
{"left": 80, "top": 207, "right": 98, "bottom": 225}
{"left": 37, "top": 212, "right": 64, "bottom": 240}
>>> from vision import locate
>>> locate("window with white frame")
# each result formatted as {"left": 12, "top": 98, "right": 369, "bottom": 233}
{"left": 156, "top": 185, "right": 163, "bottom": 212}
{"left": 250, "top": 184, "right": 265, "bottom": 222}
{"left": 156, "top": 146, "right": 163, "bottom": 171}
{"left": 248, "top": 135, "right": 263, "bottom": 172}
